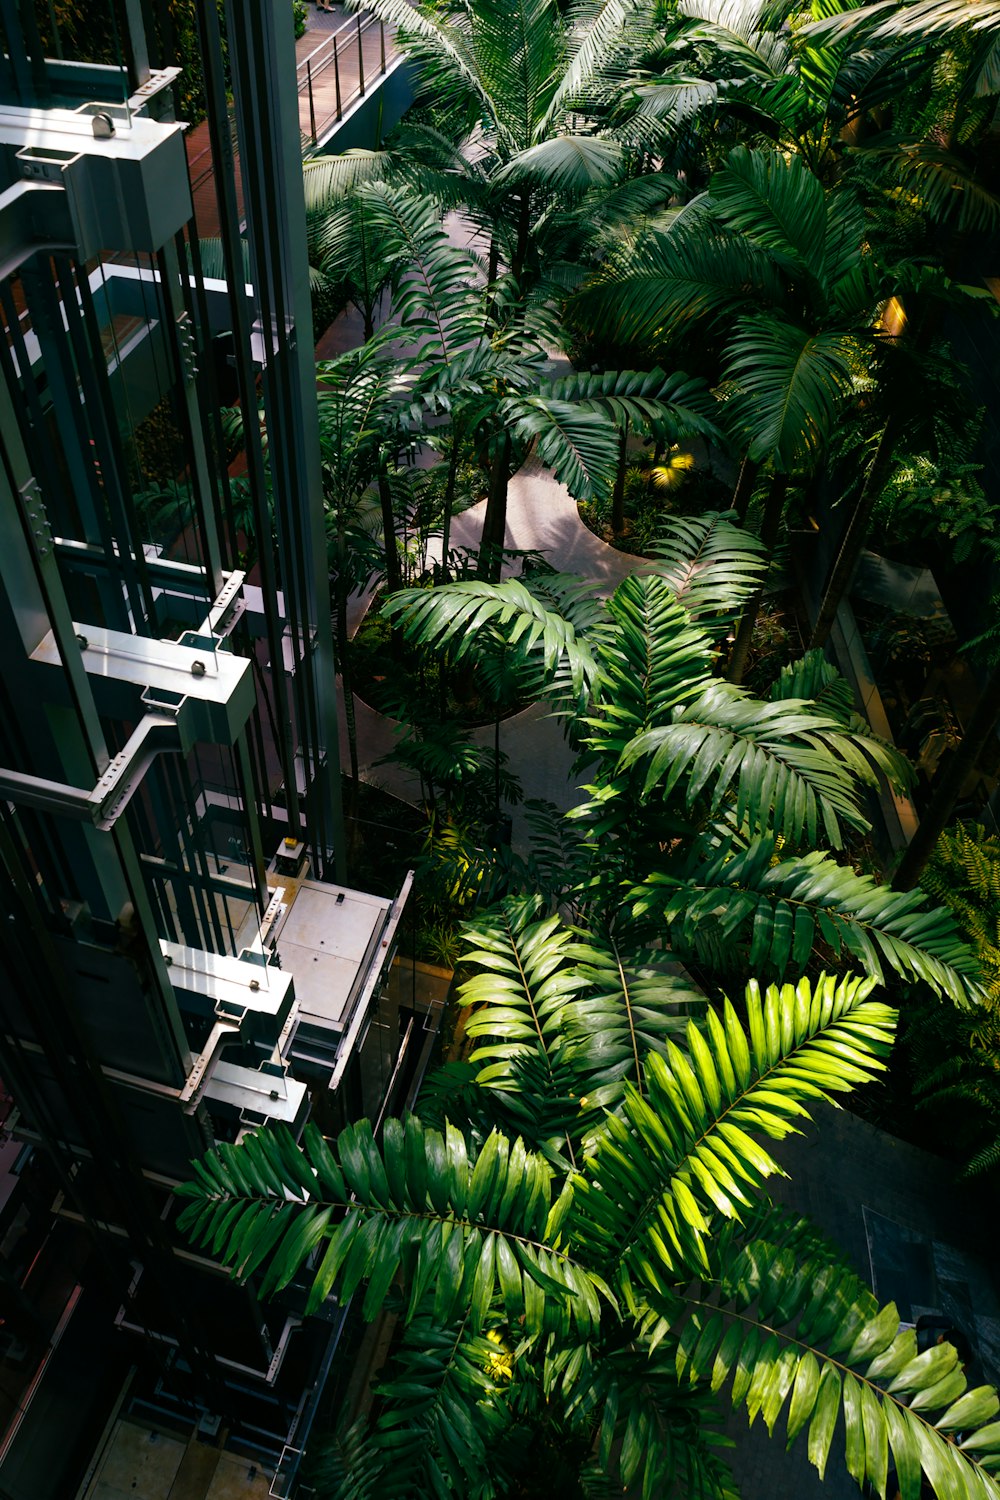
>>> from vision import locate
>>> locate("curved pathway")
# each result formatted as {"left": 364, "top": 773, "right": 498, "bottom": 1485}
{"left": 446, "top": 454, "right": 644, "bottom": 595}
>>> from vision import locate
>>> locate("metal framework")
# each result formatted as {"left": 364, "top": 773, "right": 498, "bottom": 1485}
{"left": 0, "top": 5, "right": 423, "bottom": 1493}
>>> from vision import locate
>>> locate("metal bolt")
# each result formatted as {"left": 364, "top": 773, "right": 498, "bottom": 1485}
{"left": 191, "top": 659, "right": 206, "bottom": 677}
{"left": 249, "top": 978, "right": 260, "bottom": 991}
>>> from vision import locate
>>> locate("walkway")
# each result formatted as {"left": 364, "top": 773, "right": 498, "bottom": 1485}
{"left": 184, "top": 6, "right": 395, "bottom": 242}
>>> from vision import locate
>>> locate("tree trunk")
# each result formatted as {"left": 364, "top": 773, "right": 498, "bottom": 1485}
{"left": 732, "top": 453, "right": 760, "bottom": 523}
{"left": 478, "top": 431, "right": 512, "bottom": 582}
{"left": 438, "top": 425, "right": 462, "bottom": 581}
{"left": 510, "top": 190, "right": 532, "bottom": 288}
{"left": 611, "top": 421, "right": 629, "bottom": 535}
{"left": 377, "top": 466, "right": 402, "bottom": 596}
{"left": 494, "top": 708, "right": 502, "bottom": 835}
{"left": 892, "top": 664, "right": 1000, "bottom": 891}
{"left": 726, "top": 474, "right": 788, "bottom": 685}
{"left": 808, "top": 418, "right": 898, "bottom": 650}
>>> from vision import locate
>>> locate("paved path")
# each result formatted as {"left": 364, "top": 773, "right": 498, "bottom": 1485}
{"left": 447, "top": 454, "right": 643, "bottom": 593}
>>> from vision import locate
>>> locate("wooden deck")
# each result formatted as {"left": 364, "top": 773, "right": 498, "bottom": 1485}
{"left": 184, "top": 5, "right": 398, "bottom": 242}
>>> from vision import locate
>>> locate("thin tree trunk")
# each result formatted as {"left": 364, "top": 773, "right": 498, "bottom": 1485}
{"left": 732, "top": 453, "right": 760, "bottom": 523}
{"left": 510, "top": 190, "right": 532, "bottom": 287}
{"left": 494, "top": 709, "right": 502, "bottom": 836}
{"left": 611, "top": 421, "right": 629, "bottom": 535}
{"left": 892, "top": 665, "right": 1000, "bottom": 891}
{"left": 484, "top": 237, "right": 502, "bottom": 331}
{"left": 478, "top": 431, "right": 512, "bottom": 582}
{"left": 378, "top": 466, "right": 402, "bottom": 596}
{"left": 438, "top": 424, "right": 462, "bottom": 581}
{"left": 726, "top": 474, "right": 788, "bottom": 685}
{"left": 809, "top": 418, "right": 898, "bottom": 650}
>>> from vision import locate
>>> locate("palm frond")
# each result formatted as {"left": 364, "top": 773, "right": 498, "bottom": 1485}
{"left": 679, "top": 1207, "right": 1000, "bottom": 1500}
{"left": 176, "top": 1118, "right": 605, "bottom": 1336}
{"left": 647, "top": 511, "right": 768, "bottom": 632}
{"left": 303, "top": 149, "right": 391, "bottom": 212}
{"left": 540, "top": 366, "right": 721, "bottom": 443}
{"left": 805, "top": 0, "right": 1000, "bottom": 42}
{"left": 636, "top": 838, "right": 985, "bottom": 1001}
{"left": 572, "top": 971, "right": 895, "bottom": 1279}
{"left": 723, "top": 317, "right": 857, "bottom": 469}
{"left": 382, "top": 578, "right": 601, "bottom": 703}
{"left": 584, "top": 574, "right": 716, "bottom": 766}
{"left": 619, "top": 682, "right": 897, "bottom": 847}
{"left": 494, "top": 135, "right": 626, "bottom": 192}
{"left": 770, "top": 651, "right": 913, "bottom": 790}
{"left": 500, "top": 394, "right": 620, "bottom": 500}
{"left": 578, "top": 220, "right": 788, "bottom": 350}
{"left": 357, "top": 182, "right": 485, "bottom": 360}
{"left": 709, "top": 145, "right": 831, "bottom": 281}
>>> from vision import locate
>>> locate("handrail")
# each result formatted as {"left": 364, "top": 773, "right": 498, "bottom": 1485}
{"left": 296, "top": 10, "right": 367, "bottom": 77}
{"left": 296, "top": 10, "right": 396, "bottom": 146}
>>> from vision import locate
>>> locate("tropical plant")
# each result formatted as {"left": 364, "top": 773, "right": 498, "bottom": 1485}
{"left": 382, "top": 512, "right": 983, "bottom": 1004}
{"left": 352, "top": 0, "right": 672, "bottom": 306}
{"left": 903, "top": 822, "right": 1000, "bottom": 1180}
{"left": 177, "top": 936, "right": 1000, "bottom": 1499}
{"left": 324, "top": 181, "right": 720, "bottom": 580}
{"left": 577, "top": 144, "right": 877, "bottom": 677}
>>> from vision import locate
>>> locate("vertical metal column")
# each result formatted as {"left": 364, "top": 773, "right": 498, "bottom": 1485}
{"left": 223, "top": 0, "right": 346, "bottom": 882}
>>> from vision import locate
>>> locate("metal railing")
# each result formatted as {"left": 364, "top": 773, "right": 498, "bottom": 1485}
{"left": 297, "top": 11, "right": 393, "bottom": 146}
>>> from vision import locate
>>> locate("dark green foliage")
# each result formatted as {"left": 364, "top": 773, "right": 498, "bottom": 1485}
{"left": 179, "top": 955, "right": 1000, "bottom": 1500}
{"left": 904, "top": 824, "right": 1000, "bottom": 1178}
{"left": 385, "top": 513, "right": 980, "bottom": 1002}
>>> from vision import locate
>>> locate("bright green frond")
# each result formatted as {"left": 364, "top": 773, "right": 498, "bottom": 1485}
{"left": 585, "top": 574, "right": 716, "bottom": 765}
{"left": 680, "top": 1209, "right": 1000, "bottom": 1500}
{"left": 647, "top": 511, "right": 768, "bottom": 632}
{"left": 572, "top": 972, "right": 894, "bottom": 1280}
{"left": 177, "top": 1119, "right": 604, "bottom": 1337}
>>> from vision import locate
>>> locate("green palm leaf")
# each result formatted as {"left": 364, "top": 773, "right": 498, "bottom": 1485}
{"left": 176, "top": 1118, "right": 606, "bottom": 1335}
{"left": 357, "top": 183, "right": 485, "bottom": 360}
{"left": 709, "top": 145, "right": 830, "bottom": 281}
{"left": 578, "top": 219, "right": 788, "bottom": 349}
{"left": 584, "top": 574, "right": 716, "bottom": 766}
{"left": 572, "top": 972, "right": 895, "bottom": 1280}
{"left": 619, "top": 682, "right": 894, "bottom": 847}
{"left": 500, "top": 394, "right": 620, "bottom": 499}
{"left": 647, "top": 510, "right": 768, "bottom": 632}
{"left": 678, "top": 1207, "right": 1000, "bottom": 1500}
{"left": 459, "top": 898, "right": 706, "bottom": 1131}
{"left": 382, "top": 578, "right": 600, "bottom": 702}
{"left": 494, "top": 135, "right": 626, "bottom": 191}
{"left": 771, "top": 650, "right": 913, "bottom": 791}
{"left": 723, "top": 317, "right": 858, "bottom": 469}
{"left": 805, "top": 0, "right": 1000, "bottom": 43}
{"left": 637, "top": 838, "right": 984, "bottom": 1001}
{"left": 540, "top": 366, "right": 721, "bottom": 443}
